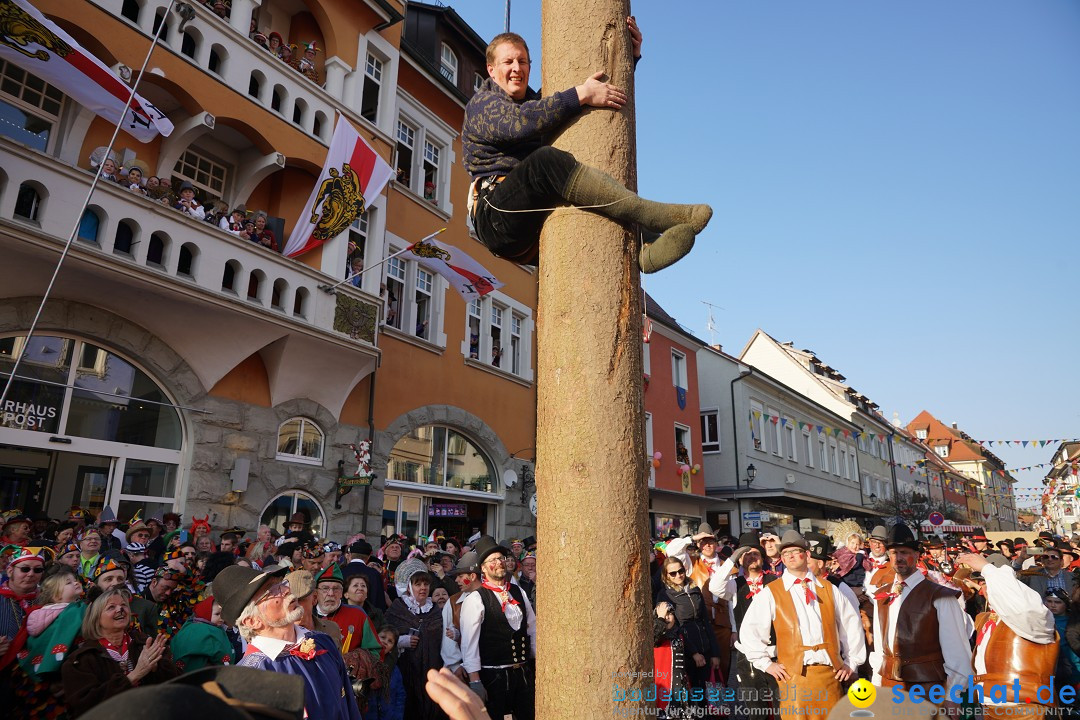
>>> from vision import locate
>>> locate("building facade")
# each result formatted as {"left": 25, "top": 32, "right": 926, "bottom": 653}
{"left": 0, "top": 0, "right": 538, "bottom": 542}
{"left": 1043, "top": 441, "right": 1080, "bottom": 535}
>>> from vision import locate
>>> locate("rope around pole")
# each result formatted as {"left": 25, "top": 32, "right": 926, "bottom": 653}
{"left": 0, "top": 0, "right": 177, "bottom": 410}
{"left": 482, "top": 195, "right": 631, "bottom": 214}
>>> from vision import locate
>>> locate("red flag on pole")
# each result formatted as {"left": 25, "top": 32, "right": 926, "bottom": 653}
{"left": 0, "top": 0, "right": 173, "bottom": 142}
{"left": 284, "top": 115, "right": 393, "bottom": 257}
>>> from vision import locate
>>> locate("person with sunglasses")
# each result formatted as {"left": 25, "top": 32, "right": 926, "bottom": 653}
{"left": 655, "top": 555, "right": 722, "bottom": 704}
{"left": 0, "top": 547, "right": 49, "bottom": 673}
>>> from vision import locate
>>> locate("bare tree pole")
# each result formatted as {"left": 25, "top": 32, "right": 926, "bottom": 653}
{"left": 535, "top": 0, "right": 652, "bottom": 716}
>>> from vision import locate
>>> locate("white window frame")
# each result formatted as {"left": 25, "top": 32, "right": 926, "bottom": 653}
{"left": 767, "top": 406, "right": 781, "bottom": 457}
{"left": 642, "top": 338, "right": 651, "bottom": 378}
{"left": 510, "top": 313, "right": 523, "bottom": 376}
{"left": 935, "top": 445, "right": 949, "bottom": 458}
{"left": 819, "top": 433, "right": 828, "bottom": 472}
{"left": 785, "top": 419, "right": 797, "bottom": 462}
{"left": 840, "top": 445, "right": 849, "bottom": 479}
{"left": 413, "top": 266, "right": 433, "bottom": 340}
{"left": 394, "top": 92, "right": 457, "bottom": 215}
{"left": 473, "top": 72, "right": 484, "bottom": 93}
{"left": 700, "top": 409, "right": 720, "bottom": 454}
{"left": 460, "top": 290, "right": 534, "bottom": 382}
{"left": 803, "top": 428, "right": 814, "bottom": 468}
{"left": 360, "top": 52, "right": 383, "bottom": 123}
{"left": 671, "top": 350, "right": 687, "bottom": 389}
{"left": 674, "top": 423, "right": 692, "bottom": 465}
{"left": 0, "top": 58, "right": 65, "bottom": 154}
{"left": 751, "top": 401, "right": 766, "bottom": 452}
{"left": 829, "top": 439, "right": 840, "bottom": 477}
{"left": 383, "top": 235, "right": 447, "bottom": 347}
{"left": 440, "top": 43, "right": 458, "bottom": 84}
{"left": 916, "top": 428, "right": 928, "bottom": 440}
{"left": 275, "top": 417, "right": 325, "bottom": 465}
{"left": 173, "top": 146, "right": 230, "bottom": 203}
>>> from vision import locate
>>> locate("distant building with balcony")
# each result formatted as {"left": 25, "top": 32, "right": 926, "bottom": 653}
{"left": 907, "top": 411, "right": 1019, "bottom": 531}
{"left": 1044, "top": 441, "right": 1080, "bottom": 535}
{"left": 0, "top": 0, "right": 537, "bottom": 542}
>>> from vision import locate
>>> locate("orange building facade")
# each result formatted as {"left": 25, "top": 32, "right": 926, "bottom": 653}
{"left": 0, "top": 0, "right": 538, "bottom": 542}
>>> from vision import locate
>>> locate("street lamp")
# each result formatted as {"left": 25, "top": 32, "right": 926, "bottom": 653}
{"left": 746, "top": 464, "right": 757, "bottom": 485}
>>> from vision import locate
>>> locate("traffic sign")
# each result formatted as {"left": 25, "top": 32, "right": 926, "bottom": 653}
{"left": 928, "top": 511, "right": 944, "bottom": 526}
{"left": 742, "top": 511, "right": 761, "bottom": 530}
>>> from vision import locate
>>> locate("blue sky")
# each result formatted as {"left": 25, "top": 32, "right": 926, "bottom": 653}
{"left": 453, "top": 1, "right": 1080, "bottom": 507}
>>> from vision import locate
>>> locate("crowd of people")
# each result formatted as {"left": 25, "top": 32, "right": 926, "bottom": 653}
{"left": 0, "top": 507, "right": 535, "bottom": 719}
{"left": 89, "top": 151, "right": 280, "bottom": 252}
{"left": 646, "top": 522, "right": 1080, "bottom": 717}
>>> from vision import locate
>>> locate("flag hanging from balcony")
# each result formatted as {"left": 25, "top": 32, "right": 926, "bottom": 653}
{"left": 0, "top": 0, "right": 173, "bottom": 142}
{"left": 407, "top": 234, "right": 503, "bottom": 301}
{"left": 284, "top": 115, "right": 393, "bottom": 257}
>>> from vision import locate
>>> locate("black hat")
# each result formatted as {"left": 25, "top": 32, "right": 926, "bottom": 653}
{"left": 167, "top": 666, "right": 305, "bottom": 720}
{"left": 923, "top": 535, "right": 945, "bottom": 549}
{"left": 970, "top": 528, "right": 988, "bottom": 541}
{"left": 869, "top": 525, "right": 889, "bottom": 542}
{"left": 473, "top": 535, "right": 510, "bottom": 565}
{"left": 80, "top": 685, "right": 251, "bottom": 720}
{"left": 885, "top": 523, "right": 920, "bottom": 551}
{"left": 1013, "top": 537, "right": 1029, "bottom": 548}
{"left": 214, "top": 565, "right": 288, "bottom": 626}
{"left": 805, "top": 532, "right": 833, "bottom": 561}
{"left": 522, "top": 536, "right": 537, "bottom": 550}
{"left": 778, "top": 530, "right": 809, "bottom": 552}
{"left": 448, "top": 550, "right": 480, "bottom": 577}
{"left": 736, "top": 530, "right": 761, "bottom": 549}
{"left": 347, "top": 539, "right": 373, "bottom": 556}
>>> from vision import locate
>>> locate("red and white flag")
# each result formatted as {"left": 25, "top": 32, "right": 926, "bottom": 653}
{"left": 407, "top": 234, "right": 503, "bottom": 301}
{"left": 284, "top": 115, "right": 393, "bottom": 257}
{"left": 0, "top": 0, "right": 172, "bottom": 142}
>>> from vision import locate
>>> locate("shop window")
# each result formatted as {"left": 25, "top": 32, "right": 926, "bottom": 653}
{"left": 387, "top": 425, "right": 495, "bottom": 493}
{"left": 261, "top": 491, "right": 325, "bottom": 536}
{"left": 276, "top": 417, "right": 325, "bottom": 464}
{"left": 0, "top": 59, "right": 62, "bottom": 152}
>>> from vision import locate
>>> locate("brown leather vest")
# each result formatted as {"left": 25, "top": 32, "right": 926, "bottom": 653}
{"left": 974, "top": 612, "right": 1058, "bottom": 705}
{"left": 690, "top": 558, "right": 733, "bottom": 632}
{"left": 878, "top": 577, "right": 960, "bottom": 687}
{"left": 449, "top": 591, "right": 464, "bottom": 631}
{"left": 768, "top": 576, "right": 842, "bottom": 672}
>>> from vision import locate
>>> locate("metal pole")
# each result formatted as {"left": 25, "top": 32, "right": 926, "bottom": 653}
{"left": 505, "top": 0, "right": 511, "bottom": 32}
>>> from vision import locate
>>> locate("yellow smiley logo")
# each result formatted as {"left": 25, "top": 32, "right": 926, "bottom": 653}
{"left": 848, "top": 678, "right": 876, "bottom": 709}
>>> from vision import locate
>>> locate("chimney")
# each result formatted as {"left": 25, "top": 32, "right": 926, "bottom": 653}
{"left": 951, "top": 422, "right": 958, "bottom": 430}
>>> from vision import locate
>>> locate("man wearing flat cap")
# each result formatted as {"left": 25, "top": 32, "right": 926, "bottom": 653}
{"left": 955, "top": 551, "right": 1057, "bottom": 718}
{"left": 217, "top": 565, "right": 361, "bottom": 720}
{"left": 870, "top": 523, "right": 972, "bottom": 706}
{"left": 739, "top": 530, "right": 866, "bottom": 716}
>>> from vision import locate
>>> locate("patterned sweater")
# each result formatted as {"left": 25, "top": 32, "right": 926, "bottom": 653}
{"left": 462, "top": 78, "right": 581, "bottom": 178}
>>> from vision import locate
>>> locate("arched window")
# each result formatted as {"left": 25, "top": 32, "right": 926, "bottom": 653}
{"left": 208, "top": 45, "right": 226, "bottom": 75}
{"left": 247, "top": 270, "right": 264, "bottom": 303}
{"left": 113, "top": 219, "right": 136, "bottom": 255}
{"left": 78, "top": 209, "right": 101, "bottom": 243}
{"left": 14, "top": 182, "right": 43, "bottom": 221}
{"left": 181, "top": 31, "right": 197, "bottom": 59}
{"left": 440, "top": 43, "right": 458, "bottom": 84}
{"left": 177, "top": 242, "right": 197, "bottom": 277}
{"left": 271, "top": 278, "right": 288, "bottom": 310}
{"left": 147, "top": 232, "right": 168, "bottom": 267}
{"left": 292, "top": 99, "right": 306, "bottom": 126}
{"left": 152, "top": 9, "right": 170, "bottom": 43}
{"left": 276, "top": 417, "right": 324, "bottom": 464}
{"left": 388, "top": 425, "right": 496, "bottom": 492}
{"left": 293, "top": 288, "right": 308, "bottom": 318}
{"left": 222, "top": 259, "right": 240, "bottom": 291}
{"left": 120, "top": 0, "right": 141, "bottom": 22}
{"left": 271, "top": 86, "right": 285, "bottom": 113}
{"left": 248, "top": 71, "right": 263, "bottom": 100}
{"left": 260, "top": 490, "right": 325, "bottom": 537}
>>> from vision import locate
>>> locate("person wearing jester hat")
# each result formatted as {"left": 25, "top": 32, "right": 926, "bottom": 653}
{"left": 1, "top": 546, "right": 51, "bottom": 671}
{"left": 291, "top": 41, "right": 321, "bottom": 83}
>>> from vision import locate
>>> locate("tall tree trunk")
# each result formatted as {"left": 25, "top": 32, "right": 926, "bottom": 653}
{"left": 536, "top": 1, "right": 652, "bottom": 716}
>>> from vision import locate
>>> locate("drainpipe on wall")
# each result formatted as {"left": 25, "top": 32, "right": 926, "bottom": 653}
{"left": 730, "top": 366, "right": 752, "bottom": 532}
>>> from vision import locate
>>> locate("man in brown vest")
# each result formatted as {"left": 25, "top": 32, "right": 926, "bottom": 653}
{"left": 956, "top": 552, "right": 1057, "bottom": 718}
{"left": 739, "top": 530, "right": 865, "bottom": 716}
{"left": 689, "top": 523, "right": 735, "bottom": 684}
{"left": 870, "top": 523, "right": 972, "bottom": 710}
{"left": 441, "top": 551, "right": 481, "bottom": 679}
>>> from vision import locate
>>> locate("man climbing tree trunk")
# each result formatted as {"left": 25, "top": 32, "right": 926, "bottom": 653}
{"left": 535, "top": 1, "right": 653, "bottom": 716}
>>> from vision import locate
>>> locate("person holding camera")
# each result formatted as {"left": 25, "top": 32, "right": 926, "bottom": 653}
{"left": 1022, "top": 544, "right": 1074, "bottom": 596}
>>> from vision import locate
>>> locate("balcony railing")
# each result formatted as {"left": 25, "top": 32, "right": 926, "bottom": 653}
{"left": 0, "top": 138, "right": 380, "bottom": 347}
{"left": 90, "top": 0, "right": 385, "bottom": 145}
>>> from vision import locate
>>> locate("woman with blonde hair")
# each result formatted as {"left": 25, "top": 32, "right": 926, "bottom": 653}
{"left": 61, "top": 588, "right": 178, "bottom": 716}
{"left": 654, "top": 556, "right": 721, "bottom": 699}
